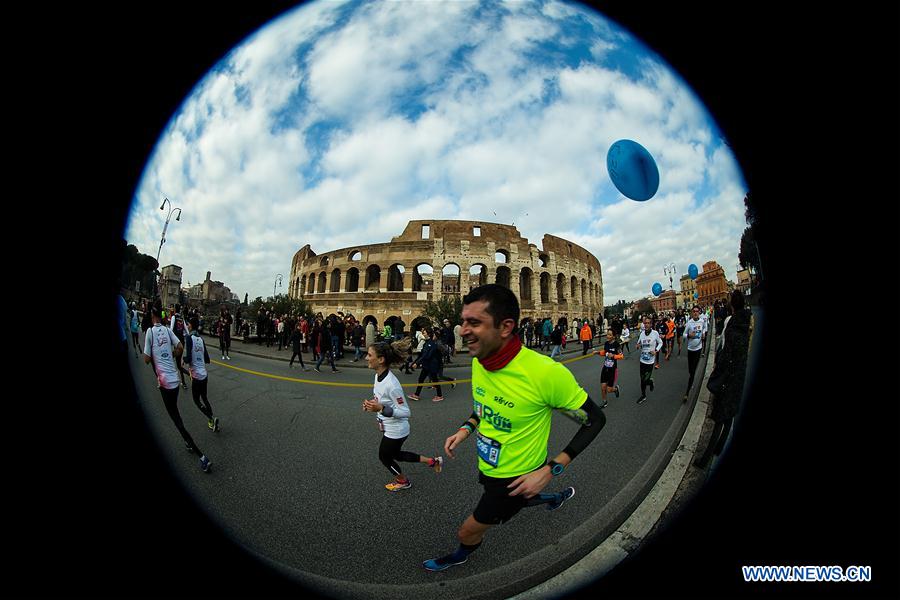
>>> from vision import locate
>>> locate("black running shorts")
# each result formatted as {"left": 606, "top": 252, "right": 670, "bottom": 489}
{"left": 600, "top": 366, "right": 617, "bottom": 386}
{"left": 473, "top": 471, "right": 534, "bottom": 525}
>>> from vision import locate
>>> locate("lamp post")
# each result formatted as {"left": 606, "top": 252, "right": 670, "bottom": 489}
{"left": 663, "top": 263, "right": 676, "bottom": 310}
{"left": 155, "top": 197, "right": 182, "bottom": 302}
{"left": 274, "top": 273, "right": 283, "bottom": 298}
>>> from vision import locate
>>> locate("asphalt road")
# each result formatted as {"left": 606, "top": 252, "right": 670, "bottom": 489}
{"left": 127, "top": 338, "right": 702, "bottom": 598}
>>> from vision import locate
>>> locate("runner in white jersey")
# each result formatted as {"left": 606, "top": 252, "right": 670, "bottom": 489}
{"left": 636, "top": 316, "right": 663, "bottom": 405}
{"left": 143, "top": 306, "right": 211, "bottom": 473}
{"left": 363, "top": 340, "right": 443, "bottom": 492}
{"left": 620, "top": 324, "right": 632, "bottom": 356}
{"left": 682, "top": 305, "right": 708, "bottom": 403}
{"left": 183, "top": 316, "right": 220, "bottom": 433}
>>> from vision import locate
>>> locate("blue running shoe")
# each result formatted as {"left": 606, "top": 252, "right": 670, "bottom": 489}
{"left": 199, "top": 455, "right": 211, "bottom": 473}
{"left": 423, "top": 555, "right": 468, "bottom": 572}
{"left": 547, "top": 486, "right": 575, "bottom": 511}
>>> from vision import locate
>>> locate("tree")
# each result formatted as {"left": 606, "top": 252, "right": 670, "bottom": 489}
{"left": 635, "top": 298, "right": 653, "bottom": 315}
{"left": 739, "top": 226, "right": 761, "bottom": 274}
{"left": 421, "top": 295, "right": 463, "bottom": 328}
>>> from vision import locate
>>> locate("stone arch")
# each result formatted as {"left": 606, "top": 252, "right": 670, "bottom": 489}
{"left": 307, "top": 274, "right": 315, "bottom": 294}
{"left": 388, "top": 264, "right": 405, "bottom": 292}
{"left": 519, "top": 267, "right": 533, "bottom": 301}
{"left": 320, "top": 256, "right": 330, "bottom": 267}
{"left": 581, "top": 278, "right": 587, "bottom": 304}
{"left": 329, "top": 268, "right": 341, "bottom": 292}
{"left": 300, "top": 275, "right": 306, "bottom": 296}
{"left": 348, "top": 250, "right": 362, "bottom": 261}
{"left": 365, "top": 265, "right": 381, "bottom": 291}
{"left": 557, "top": 273, "right": 566, "bottom": 302}
{"left": 442, "top": 263, "right": 460, "bottom": 294}
{"left": 539, "top": 253, "right": 550, "bottom": 268}
{"left": 362, "top": 314, "right": 378, "bottom": 327}
{"left": 571, "top": 275, "right": 577, "bottom": 299}
{"left": 496, "top": 265, "right": 511, "bottom": 289}
{"left": 469, "top": 264, "right": 488, "bottom": 289}
{"left": 413, "top": 263, "right": 433, "bottom": 292}
{"left": 540, "top": 272, "right": 550, "bottom": 303}
{"left": 495, "top": 249, "right": 509, "bottom": 264}
{"left": 318, "top": 272, "right": 327, "bottom": 294}
{"left": 345, "top": 267, "right": 360, "bottom": 293}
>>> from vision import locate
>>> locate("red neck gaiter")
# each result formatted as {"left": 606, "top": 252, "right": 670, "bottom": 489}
{"left": 479, "top": 335, "right": 523, "bottom": 371}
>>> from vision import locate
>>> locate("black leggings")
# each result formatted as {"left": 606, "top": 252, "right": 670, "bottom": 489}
{"left": 191, "top": 377, "right": 213, "bottom": 420}
{"left": 220, "top": 334, "right": 231, "bottom": 353}
{"left": 378, "top": 435, "right": 420, "bottom": 477}
{"left": 414, "top": 369, "right": 442, "bottom": 396}
{"left": 130, "top": 331, "right": 140, "bottom": 350}
{"left": 289, "top": 349, "right": 305, "bottom": 367}
{"left": 640, "top": 362, "right": 654, "bottom": 395}
{"left": 686, "top": 349, "right": 702, "bottom": 394}
{"left": 160, "top": 386, "right": 202, "bottom": 456}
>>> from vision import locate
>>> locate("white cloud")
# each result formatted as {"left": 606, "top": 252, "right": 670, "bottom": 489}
{"left": 126, "top": 0, "right": 747, "bottom": 305}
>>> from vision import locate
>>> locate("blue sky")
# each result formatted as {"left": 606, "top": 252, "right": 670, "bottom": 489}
{"left": 126, "top": 0, "right": 747, "bottom": 304}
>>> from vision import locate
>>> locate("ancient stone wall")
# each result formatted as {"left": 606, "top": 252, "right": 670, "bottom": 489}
{"left": 289, "top": 220, "right": 603, "bottom": 327}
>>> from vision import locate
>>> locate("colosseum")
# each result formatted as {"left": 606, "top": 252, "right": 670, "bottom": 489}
{"left": 289, "top": 220, "right": 603, "bottom": 327}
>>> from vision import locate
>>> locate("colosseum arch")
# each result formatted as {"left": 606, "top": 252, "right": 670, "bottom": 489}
{"left": 496, "top": 265, "right": 511, "bottom": 289}
{"left": 348, "top": 250, "right": 362, "bottom": 261}
{"left": 307, "top": 275, "right": 315, "bottom": 294}
{"left": 539, "top": 252, "right": 550, "bottom": 268}
{"left": 571, "top": 275, "right": 577, "bottom": 299}
{"left": 365, "top": 265, "right": 381, "bottom": 291}
{"left": 330, "top": 268, "right": 341, "bottom": 293}
{"left": 540, "top": 272, "right": 550, "bottom": 303}
{"left": 519, "top": 267, "right": 533, "bottom": 302}
{"left": 495, "top": 249, "right": 509, "bottom": 264}
{"left": 320, "top": 256, "right": 329, "bottom": 267}
{"left": 581, "top": 279, "right": 587, "bottom": 304}
{"left": 318, "top": 272, "right": 327, "bottom": 294}
{"left": 300, "top": 275, "right": 307, "bottom": 296}
{"left": 345, "top": 268, "right": 360, "bottom": 293}
{"left": 557, "top": 273, "right": 566, "bottom": 302}
{"left": 469, "top": 264, "right": 487, "bottom": 289}
{"left": 413, "top": 263, "right": 433, "bottom": 292}
{"left": 442, "top": 263, "right": 461, "bottom": 294}
{"left": 362, "top": 314, "right": 378, "bottom": 327}
{"left": 388, "top": 264, "right": 405, "bottom": 292}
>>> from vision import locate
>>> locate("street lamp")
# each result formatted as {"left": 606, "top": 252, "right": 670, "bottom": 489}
{"left": 274, "top": 273, "right": 283, "bottom": 298}
{"left": 155, "top": 197, "right": 182, "bottom": 301}
{"left": 663, "top": 263, "right": 677, "bottom": 311}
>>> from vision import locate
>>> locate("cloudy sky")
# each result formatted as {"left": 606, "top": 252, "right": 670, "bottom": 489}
{"left": 126, "top": 0, "right": 747, "bottom": 305}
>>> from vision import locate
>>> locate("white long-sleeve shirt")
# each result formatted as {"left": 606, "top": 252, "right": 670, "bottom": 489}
{"left": 637, "top": 329, "right": 663, "bottom": 365}
{"left": 373, "top": 370, "right": 410, "bottom": 439}
{"left": 683, "top": 317, "right": 707, "bottom": 352}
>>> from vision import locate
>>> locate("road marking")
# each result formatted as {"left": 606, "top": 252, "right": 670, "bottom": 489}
{"left": 209, "top": 351, "right": 597, "bottom": 388}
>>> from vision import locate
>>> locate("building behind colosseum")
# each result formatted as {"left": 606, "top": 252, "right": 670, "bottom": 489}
{"left": 289, "top": 220, "right": 603, "bottom": 327}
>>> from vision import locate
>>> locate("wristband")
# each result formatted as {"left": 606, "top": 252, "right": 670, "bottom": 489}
{"left": 459, "top": 422, "right": 475, "bottom": 434}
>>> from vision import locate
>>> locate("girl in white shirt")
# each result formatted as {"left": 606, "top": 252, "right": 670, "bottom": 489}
{"left": 363, "top": 340, "right": 443, "bottom": 492}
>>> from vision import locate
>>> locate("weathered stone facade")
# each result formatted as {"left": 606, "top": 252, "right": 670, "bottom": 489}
{"left": 289, "top": 220, "right": 603, "bottom": 326}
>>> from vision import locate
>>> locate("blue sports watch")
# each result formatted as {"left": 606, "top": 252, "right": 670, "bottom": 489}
{"left": 548, "top": 460, "right": 565, "bottom": 476}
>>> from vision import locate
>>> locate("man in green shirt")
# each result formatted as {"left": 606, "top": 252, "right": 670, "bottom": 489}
{"left": 424, "top": 285, "right": 606, "bottom": 572}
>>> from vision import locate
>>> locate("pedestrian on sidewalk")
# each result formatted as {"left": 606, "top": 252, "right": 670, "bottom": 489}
{"left": 143, "top": 306, "right": 211, "bottom": 473}
{"left": 219, "top": 307, "right": 233, "bottom": 360}
{"left": 351, "top": 320, "right": 365, "bottom": 362}
{"left": 580, "top": 321, "right": 592, "bottom": 355}
{"left": 289, "top": 322, "right": 309, "bottom": 370}
{"left": 408, "top": 328, "right": 445, "bottom": 402}
{"left": 184, "top": 317, "right": 220, "bottom": 433}
{"left": 277, "top": 317, "right": 285, "bottom": 351}
{"left": 363, "top": 340, "right": 443, "bottom": 492}
{"left": 694, "top": 290, "right": 751, "bottom": 468}
{"left": 315, "top": 319, "right": 339, "bottom": 373}
{"left": 549, "top": 324, "right": 563, "bottom": 359}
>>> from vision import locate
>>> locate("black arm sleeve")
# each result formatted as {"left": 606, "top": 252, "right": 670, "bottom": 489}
{"left": 469, "top": 411, "right": 480, "bottom": 426}
{"left": 562, "top": 397, "right": 606, "bottom": 460}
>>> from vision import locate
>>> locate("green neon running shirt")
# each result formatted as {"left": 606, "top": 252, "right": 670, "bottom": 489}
{"left": 471, "top": 347, "right": 588, "bottom": 478}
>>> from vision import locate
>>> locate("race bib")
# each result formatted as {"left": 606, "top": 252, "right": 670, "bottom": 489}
{"left": 641, "top": 352, "right": 652, "bottom": 362}
{"left": 476, "top": 431, "right": 502, "bottom": 468}
{"left": 604, "top": 357, "right": 615, "bottom": 368}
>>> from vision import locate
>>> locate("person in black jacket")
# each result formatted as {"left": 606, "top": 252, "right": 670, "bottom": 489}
{"left": 693, "top": 290, "right": 752, "bottom": 469}
{"left": 408, "top": 328, "right": 444, "bottom": 402}
{"left": 289, "top": 322, "right": 308, "bottom": 370}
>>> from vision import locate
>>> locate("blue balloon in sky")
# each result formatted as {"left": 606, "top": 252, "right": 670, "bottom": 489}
{"left": 606, "top": 139, "right": 660, "bottom": 201}
{"left": 652, "top": 282, "right": 663, "bottom": 296}
{"left": 688, "top": 263, "right": 699, "bottom": 279}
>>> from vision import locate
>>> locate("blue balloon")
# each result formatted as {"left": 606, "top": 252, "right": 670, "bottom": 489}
{"left": 688, "top": 263, "right": 699, "bottom": 280}
{"left": 606, "top": 139, "right": 660, "bottom": 201}
{"left": 652, "top": 282, "right": 663, "bottom": 296}
{"left": 693, "top": 291, "right": 699, "bottom": 298}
